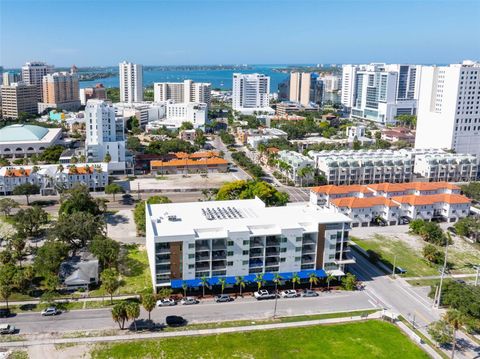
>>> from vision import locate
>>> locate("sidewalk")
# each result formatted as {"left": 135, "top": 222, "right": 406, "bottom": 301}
{"left": 7, "top": 294, "right": 139, "bottom": 306}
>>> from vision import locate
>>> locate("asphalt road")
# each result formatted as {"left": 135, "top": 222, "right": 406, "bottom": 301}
{"left": 1, "top": 292, "right": 375, "bottom": 334}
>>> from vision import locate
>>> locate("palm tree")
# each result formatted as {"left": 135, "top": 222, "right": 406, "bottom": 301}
{"left": 291, "top": 273, "right": 300, "bottom": 290}
{"left": 255, "top": 273, "right": 265, "bottom": 291}
{"left": 236, "top": 276, "right": 246, "bottom": 297}
{"left": 182, "top": 282, "right": 188, "bottom": 298}
{"left": 309, "top": 273, "right": 319, "bottom": 290}
{"left": 218, "top": 278, "right": 226, "bottom": 295}
{"left": 326, "top": 273, "right": 335, "bottom": 291}
{"left": 443, "top": 309, "right": 465, "bottom": 359}
{"left": 200, "top": 276, "right": 208, "bottom": 298}
{"left": 56, "top": 164, "right": 64, "bottom": 173}
{"left": 126, "top": 302, "right": 140, "bottom": 331}
{"left": 273, "top": 273, "right": 282, "bottom": 294}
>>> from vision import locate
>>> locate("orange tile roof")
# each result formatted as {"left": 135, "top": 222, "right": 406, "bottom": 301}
{"left": 266, "top": 147, "right": 280, "bottom": 154}
{"left": 173, "top": 151, "right": 220, "bottom": 159}
{"left": 311, "top": 184, "right": 371, "bottom": 195}
{"left": 368, "top": 182, "right": 460, "bottom": 193}
{"left": 151, "top": 157, "right": 228, "bottom": 168}
{"left": 68, "top": 166, "right": 94, "bottom": 174}
{"left": 391, "top": 194, "right": 470, "bottom": 206}
{"left": 331, "top": 196, "right": 400, "bottom": 209}
{"left": 5, "top": 168, "right": 31, "bottom": 177}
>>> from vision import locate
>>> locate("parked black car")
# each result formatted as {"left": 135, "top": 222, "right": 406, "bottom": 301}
{"left": 166, "top": 315, "right": 186, "bottom": 327}
{"left": 0, "top": 308, "right": 11, "bottom": 318}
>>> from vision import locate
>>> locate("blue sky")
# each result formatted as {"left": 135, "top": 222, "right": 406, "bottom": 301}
{"left": 1, "top": 0, "right": 479, "bottom": 68}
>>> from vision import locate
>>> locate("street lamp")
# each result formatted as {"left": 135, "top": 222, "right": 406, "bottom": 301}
{"left": 434, "top": 235, "right": 450, "bottom": 308}
{"left": 474, "top": 265, "right": 480, "bottom": 287}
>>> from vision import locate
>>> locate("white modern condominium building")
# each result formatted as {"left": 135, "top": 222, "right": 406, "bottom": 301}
{"left": 119, "top": 61, "right": 143, "bottom": 103}
{"left": 415, "top": 60, "right": 480, "bottom": 157}
{"left": 145, "top": 102, "right": 208, "bottom": 130}
{"left": 341, "top": 63, "right": 421, "bottom": 124}
{"left": 85, "top": 100, "right": 126, "bottom": 171}
{"left": 146, "top": 198, "right": 353, "bottom": 289}
{"left": 232, "top": 73, "right": 273, "bottom": 114}
{"left": 154, "top": 80, "right": 211, "bottom": 106}
{"left": 414, "top": 153, "right": 478, "bottom": 182}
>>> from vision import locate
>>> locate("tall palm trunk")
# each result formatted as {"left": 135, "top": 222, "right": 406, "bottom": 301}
{"left": 451, "top": 329, "right": 456, "bottom": 359}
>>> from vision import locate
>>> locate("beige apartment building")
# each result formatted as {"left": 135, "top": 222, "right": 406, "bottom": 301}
{"left": 289, "top": 72, "right": 311, "bottom": 106}
{"left": 0, "top": 82, "right": 38, "bottom": 119}
{"left": 38, "top": 72, "right": 80, "bottom": 112}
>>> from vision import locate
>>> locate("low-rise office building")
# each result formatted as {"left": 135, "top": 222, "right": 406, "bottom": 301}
{"left": 0, "top": 163, "right": 108, "bottom": 195}
{"left": 145, "top": 198, "right": 353, "bottom": 289}
{"left": 1, "top": 82, "right": 38, "bottom": 119}
{"left": 414, "top": 153, "right": 478, "bottom": 182}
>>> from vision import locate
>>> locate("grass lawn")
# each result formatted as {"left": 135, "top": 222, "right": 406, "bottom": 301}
{"left": 353, "top": 235, "right": 438, "bottom": 277}
{"left": 91, "top": 320, "right": 429, "bottom": 359}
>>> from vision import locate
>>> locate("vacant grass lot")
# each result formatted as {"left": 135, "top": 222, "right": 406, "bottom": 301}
{"left": 91, "top": 320, "right": 429, "bottom": 359}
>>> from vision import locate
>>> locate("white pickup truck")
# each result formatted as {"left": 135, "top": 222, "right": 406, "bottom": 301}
{"left": 253, "top": 289, "right": 276, "bottom": 300}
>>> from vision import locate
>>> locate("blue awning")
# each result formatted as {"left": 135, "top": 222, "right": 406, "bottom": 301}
{"left": 171, "top": 278, "right": 203, "bottom": 288}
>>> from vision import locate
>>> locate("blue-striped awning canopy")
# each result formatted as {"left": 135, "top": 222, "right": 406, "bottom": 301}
{"left": 170, "top": 269, "right": 327, "bottom": 288}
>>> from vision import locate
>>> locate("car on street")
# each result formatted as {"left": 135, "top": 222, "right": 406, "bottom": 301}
{"left": 41, "top": 307, "right": 60, "bottom": 316}
{"left": 156, "top": 298, "right": 176, "bottom": 307}
{"left": 399, "top": 216, "right": 410, "bottom": 225}
{"left": 180, "top": 297, "right": 199, "bottom": 305}
{"left": 280, "top": 290, "right": 298, "bottom": 298}
{"left": 302, "top": 289, "right": 319, "bottom": 297}
{"left": 214, "top": 294, "right": 234, "bottom": 303}
{"left": 166, "top": 315, "right": 186, "bottom": 327}
{"left": 396, "top": 267, "right": 407, "bottom": 274}
{"left": 0, "top": 324, "right": 16, "bottom": 335}
{"left": 254, "top": 290, "right": 276, "bottom": 300}
{"left": 0, "top": 308, "right": 11, "bottom": 318}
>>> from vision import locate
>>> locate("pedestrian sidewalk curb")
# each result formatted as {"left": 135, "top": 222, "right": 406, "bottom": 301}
{"left": 396, "top": 321, "right": 443, "bottom": 359}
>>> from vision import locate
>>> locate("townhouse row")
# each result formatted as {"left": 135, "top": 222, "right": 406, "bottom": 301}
{"left": 310, "top": 182, "right": 470, "bottom": 227}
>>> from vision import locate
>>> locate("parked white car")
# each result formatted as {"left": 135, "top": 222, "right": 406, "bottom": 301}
{"left": 280, "top": 290, "right": 298, "bottom": 298}
{"left": 156, "top": 298, "right": 176, "bottom": 307}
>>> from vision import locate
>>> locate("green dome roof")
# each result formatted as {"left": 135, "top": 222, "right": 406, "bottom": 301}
{"left": 0, "top": 124, "right": 49, "bottom": 142}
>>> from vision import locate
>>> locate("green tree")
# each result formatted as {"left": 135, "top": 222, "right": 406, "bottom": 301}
{"left": 89, "top": 236, "right": 120, "bottom": 269}
{"left": 105, "top": 183, "right": 124, "bottom": 201}
{"left": 236, "top": 276, "right": 246, "bottom": 297}
{"left": 273, "top": 273, "right": 282, "bottom": 295}
{"left": 158, "top": 287, "right": 173, "bottom": 299}
{"left": 34, "top": 240, "right": 69, "bottom": 276}
{"left": 126, "top": 136, "right": 142, "bottom": 152}
{"left": 326, "top": 272, "right": 335, "bottom": 291}
{"left": 200, "top": 276, "right": 209, "bottom": 298}
{"left": 216, "top": 180, "right": 289, "bottom": 207}
{"left": 9, "top": 235, "right": 27, "bottom": 265}
{"left": 341, "top": 273, "right": 357, "bottom": 291}
{"left": 104, "top": 152, "right": 112, "bottom": 163}
{"left": 58, "top": 185, "right": 101, "bottom": 216}
{"left": 13, "top": 206, "right": 49, "bottom": 237}
{"left": 126, "top": 301, "right": 140, "bottom": 331}
{"left": 0, "top": 263, "right": 16, "bottom": 309}
{"left": 101, "top": 268, "right": 121, "bottom": 304}
{"left": 42, "top": 272, "right": 59, "bottom": 293}
{"left": 291, "top": 273, "right": 300, "bottom": 290}
{"left": 180, "top": 121, "right": 194, "bottom": 130}
{"left": 133, "top": 196, "right": 171, "bottom": 234}
{"left": 428, "top": 320, "right": 453, "bottom": 346}
{"left": 443, "top": 309, "right": 466, "bottom": 358}
{"left": 141, "top": 293, "right": 156, "bottom": 321}
{"left": 13, "top": 183, "right": 40, "bottom": 205}
{"left": 423, "top": 244, "right": 443, "bottom": 264}
{"left": 309, "top": 273, "right": 319, "bottom": 290}
{"left": 255, "top": 273, "right": 265, "bottom": 291}
{"left": 454, "top": 217, "right": 480, "bottom": 242}
{"left": 218, "top": 277, "right": 226, "bottom": 295}
{"left": 111, "top": 301, "right": 128, "bottom": 329}
{"left": 0, "top": 198, "right": 19, "bottom": 217}
{"left": 460, "top": 182, "right": 480, "bottom": 202}
{"left": 39, "top": 145, "right": 65, "bottom": 163}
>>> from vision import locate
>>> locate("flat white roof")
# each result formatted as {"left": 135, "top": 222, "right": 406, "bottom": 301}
{"left": 147, "top": 197, "right": 350, "bottom": 238}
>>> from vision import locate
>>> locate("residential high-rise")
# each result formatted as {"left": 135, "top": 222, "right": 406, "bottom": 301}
{"left": 0, "top": 82, "right": 38, "bottom": 119}
{"left": 415, "top": 60, "right": 480, "bottom": 157}
{"left": 232, "top": 73, "right": 271, "bottom": 114}
{"left": 341, "top": 63, "right": 421, "bottom": 124}
{"left": 118, "top": 61, "right": 143, "bottom": 103}
{"left": 85, "top": 100, "right": 126, "bottom": 171}
{"left": 153, "top": 80, "right": 211, "bottom": 105}
{"left": 2, "top": 72, "right": 21, "bottom": 86}
{"left": 21, "top": 61, "right": 54, "bottom": 101}
{"left": 322, "top": 75, "right": 341, "bottom": 93}
{"left": 38, "top": 72, "right": 80, "bottom": 112}
{"left": 289, "top": 72, "right": 312, "bottom": 106}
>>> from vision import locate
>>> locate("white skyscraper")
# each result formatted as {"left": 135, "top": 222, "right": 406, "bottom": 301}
{"left": 85, "top": 100, "right": 126, "bottom": 171}
{"left": 415, "top": 60, "right": 480, "bottom": 156}
{"left": 119, "top": 61, "right": 143, "bottom": 103}
{"left": 341, "top": 63, "right": 421, "bottom": 124}
{"left": 232, "top": 73, "right": 272, "bottom": 114}
{"left": 153, "top": 80, "right": 211, "bottom": 105}
{"left": 21, "top": 61, "right": 54, "bottom": 101}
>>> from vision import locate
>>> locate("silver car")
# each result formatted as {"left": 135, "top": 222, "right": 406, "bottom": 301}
{"left": 156, "top": 298, "right": 176, "bottom": 307}
{"left": 180, "top": 297, "right": 199, "bottom": 305}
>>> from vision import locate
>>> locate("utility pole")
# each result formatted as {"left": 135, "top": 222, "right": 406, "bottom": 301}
{"left": 392, "top": 255, "right": 397, "bottom": 278}
{"left": 137, "top": 182, "right": 140, "bottom": 200}
{"left": 435, "top": 237, "right": 450, "bottom": 308}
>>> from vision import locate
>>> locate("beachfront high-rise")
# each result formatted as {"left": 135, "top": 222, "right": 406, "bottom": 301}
{"left": 119, "top": 61, "right": 143, "bottom": 103}
{"left": 21, "top": 61, "right": 54, "bottom": 101}
{"left": 232, "top": 73, "right": 272, "bottom": 114}
{"left": 415, "top": 60, "right": 480, "bottom": 157}
{"left": 153, "top": 80, "right": 211, "bottom": 106}
{"left": 341, "top": 63, "right": 421, "bottom": 124}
